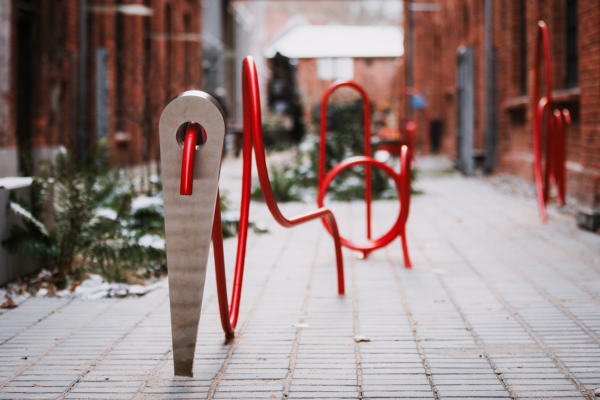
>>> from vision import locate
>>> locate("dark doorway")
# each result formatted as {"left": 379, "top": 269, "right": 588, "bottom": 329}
{"left": 430, "top": 119, "right": 442, "bottom": 154}
{"left": 267, "top": 54, "right": 305, "bottom": 145}
{"left": 15, "top": 0, "right": 39, "bottom": 176}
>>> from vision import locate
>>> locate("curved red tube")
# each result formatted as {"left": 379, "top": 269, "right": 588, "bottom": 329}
{"left": 180, "top": 122, "right": 201, "bottom": 196}
{"left": 533, "top": 21, "right": 570, "bottom": 222}
{"left": 210, "top": 56, "right": 345, "bottom": 339}
{"left": 317, "top": 146, "right": 412, "bottom": 268}
{"left": 319, "top": 81, "right": 373, "bottom": 256}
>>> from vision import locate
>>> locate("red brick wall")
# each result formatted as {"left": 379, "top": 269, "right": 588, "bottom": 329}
{"left": 576, "top": 0, "right": 600, "bottom": 207}
{"left": 402, "top": 0, "right": 600, "bottom": 209}
{"left": 0, "top": 0, "right": 201, "bottom": 174}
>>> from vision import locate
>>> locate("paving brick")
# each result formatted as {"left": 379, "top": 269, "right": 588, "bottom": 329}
{"left": 1, "top": 175, "right": 599, "bottom": 398}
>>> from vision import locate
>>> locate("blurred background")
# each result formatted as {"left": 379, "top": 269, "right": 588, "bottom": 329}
{"left": 1, "top": 0, "right": 597, "bottom": 204}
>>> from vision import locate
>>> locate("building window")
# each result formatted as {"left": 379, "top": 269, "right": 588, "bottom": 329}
{"left": 519, "top": 0, "right": 526, "bottom": 95}
{"left": 317, "top": 58, "right": 354, "bottom": 80}
{"left": 565, "top": 0, "right": 578, "bottom": 88}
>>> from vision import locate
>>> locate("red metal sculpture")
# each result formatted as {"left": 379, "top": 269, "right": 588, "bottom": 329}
{"left": 178, "top": 56, "right": 345, "bottom": 339}
{"left": 533, "top": 21, "right": 571, "bottom": 222}
{"left": 318, "top": 81, "right": 412, "bottom": 266}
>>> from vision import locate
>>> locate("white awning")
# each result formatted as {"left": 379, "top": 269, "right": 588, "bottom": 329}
{"left": 264, "top": 25, "right": 403, "bottom": 59}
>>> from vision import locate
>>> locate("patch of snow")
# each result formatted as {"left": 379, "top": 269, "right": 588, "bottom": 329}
{"left": 375, "top": 150, "right": 390, "bottom": 163}
{"left": 68, "top": 274, "right": 167, "bottom": 299}
{"left": 95, "top": 208, "right": 118, "bottom": 220}
{"left": 0, "top": 177, "right": 33, "bottom": 190}
{"left": 138, "top": 234, "right": 166, "bottom": 250}
{"left": 9, "top": 202, "right": 49, "bottom": 236}
{"left": 222, "top": 211, "right": 239, "bottom": 222}
{"left": 131, "top": 196, "right": 163, "bottom": 211}
{"left": 253, "top": 222, "right": 268, "bottom": 233}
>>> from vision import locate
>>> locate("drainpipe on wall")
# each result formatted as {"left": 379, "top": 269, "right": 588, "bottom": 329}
{"left": 483, "top": 0, "right": 497, "bottom": 174}
{"left": 406, "top": 0, "right": 414, "bottom": 118}
{"left": 79, "top": 0, "right": 88, "bottom": 159}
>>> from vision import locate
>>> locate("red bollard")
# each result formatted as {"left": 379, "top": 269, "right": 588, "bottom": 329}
{"left": 533, "top": 21, "right": 571, "bottom": 222}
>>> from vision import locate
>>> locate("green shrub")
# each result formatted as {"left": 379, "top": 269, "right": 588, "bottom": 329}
{"left": 251, "top": 164, "right": 303, "bottom": 203}
{"left": 2, "top": 141, "right": 166, "bottom": 288}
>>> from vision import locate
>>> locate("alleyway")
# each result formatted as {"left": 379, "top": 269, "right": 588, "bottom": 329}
{"left": 1, "top": 173, "right": 599, "bottom": 399}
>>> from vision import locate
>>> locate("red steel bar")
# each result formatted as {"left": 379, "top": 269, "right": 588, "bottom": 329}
{"left": 398, "top": 145, "right": 412, "bottom": 268}
{"left": 533, "top": 21, "right": 571, "bottom": 222}
{"left": 209, "top": 56, "right": 345, "bottom": 339}
{"left": 554, "top": 109, "right": 570, "bottom": 206}
{"left": 319, "top": 81, "right": 373, "bottom": 257}
{"left": 180, "top": 122, "right": 201, "bottom": 195}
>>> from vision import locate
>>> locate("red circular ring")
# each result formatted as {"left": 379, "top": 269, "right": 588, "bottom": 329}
{"left": 317, "top": 156, "right": 404, "bottom": 252}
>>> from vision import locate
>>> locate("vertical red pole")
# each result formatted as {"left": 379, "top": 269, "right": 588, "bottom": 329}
{"left": 533, "top": 21, "right": 553, "bottom": 222}
{"left": 180, "top": 122, "right": 201, "bottom": 196}
{"left": 399, "top": 145, "right": 412, "bottom": 269}
{"left": 363, "top": 92, "right": 372, "bottom": 258}
{"left": 212, "top": 191, "right": 235, "bottom": 339}
{"left": 318, "top": 81, "right": 373, "bottom": 259}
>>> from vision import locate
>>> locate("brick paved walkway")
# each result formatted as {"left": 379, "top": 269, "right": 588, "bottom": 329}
{"left": 1, "top": 174, "right": 599, "bottom": 399}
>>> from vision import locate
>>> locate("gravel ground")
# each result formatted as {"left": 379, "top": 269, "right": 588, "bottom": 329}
{"left": 480, "top": 173, "right": 584, "bottom": 217}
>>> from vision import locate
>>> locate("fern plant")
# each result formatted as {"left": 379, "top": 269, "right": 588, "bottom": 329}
{"left": 250, "top": 164, "right": 303, "bottom": 203}
{"left": 2, "top": 142, "right": 166, "bottom": 288}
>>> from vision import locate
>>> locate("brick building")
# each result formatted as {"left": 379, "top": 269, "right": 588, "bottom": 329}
{"left": 402, "top": 0, "right": 600, "bottom": 209}
{"left": 0, "top": 0, "right": 201, "bottom": 178}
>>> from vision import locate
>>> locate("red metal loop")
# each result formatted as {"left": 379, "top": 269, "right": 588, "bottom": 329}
{"left": 319, "top": 81, "right": 373, "bottom": 249}
{"left": 533, "top": 21, "right": 570, "bottom": 221}
{"left": 318, "top": 81, "right": 412, "bottom": 265}
{"left": 317, "top": 147, "right": 412, "bottom": 268}
{"left": 318, "top": 156, "right": 401, "bottom": 250}
{"left": 210, "top": 56, "right": 346, "bottom": 339}
{"left": 180, "top": 122, "right": 201, "bottom": 196}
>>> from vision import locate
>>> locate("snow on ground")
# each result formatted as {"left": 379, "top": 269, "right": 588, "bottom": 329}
{"left": 1, "top": 274, "right": 167, "bottom": 306}
{"left": 57, "top": 274, "right": 167, "bottom": 299}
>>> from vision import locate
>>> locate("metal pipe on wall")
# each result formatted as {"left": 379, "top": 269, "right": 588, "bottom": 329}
{"left": 484, "top": 0, "right": 497, "bottom": 174}
{"left": 78, "top": 0, "right": 87, "bottom": 158}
